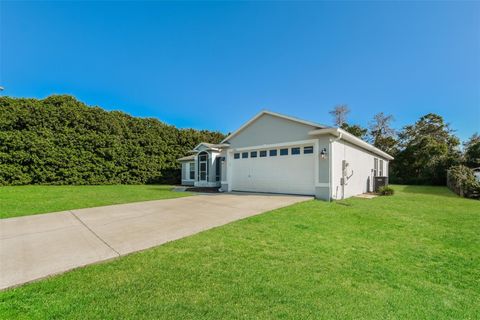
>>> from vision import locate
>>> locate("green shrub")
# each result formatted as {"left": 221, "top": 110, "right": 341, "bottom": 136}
{"left": 378, "top": 185, "right": 395, "bottom": 196}
{"left": 0, "top": 95, "right": 225, "bottom": 186}
{"left": 447, "top": 165, "right": 480, "bottom": 199}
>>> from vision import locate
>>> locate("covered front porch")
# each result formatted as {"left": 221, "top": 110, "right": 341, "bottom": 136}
{"left": 178, "top": 143, "right": 227, "bottom": 188}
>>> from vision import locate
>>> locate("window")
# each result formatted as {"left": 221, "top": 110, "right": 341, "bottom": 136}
{"left": 291, "top": 147, "right": 300, "bottom": 155}
{"left": 242, "top": 152, "right": 248, "bottom": 159}
{"left": 250, "top": 151, "right": 257, "bottom": 158}
{"left": 200, "top": 163, "right": 207, "bottom": 180}
{"left": 379, "top": 159, "right": 384, "bottom": 176}
{"left": 304, "top": 146, "right": 314, "bottom": 154}
{"left": 234, "top": 153, "right": 240, "bottom": 159}
{"left": 260, "top": 150, "right": 267, "bottom": 157}
{"left": 215, "top": 158, "right": 221, "bottom": 181}
{"left": 280, "top": 148, "right": 288, "bottom": 156}
{"left": 198, "top": 152, "right": 208, "bottom": 181}
{"left": 189, "top": 162, "right": 195, "bottom": 180}
{"left": 269, "top": 149, "right": 277, "bottom": 156}
{"left": 374, "top": 158, "right": 378, "bottom": 176}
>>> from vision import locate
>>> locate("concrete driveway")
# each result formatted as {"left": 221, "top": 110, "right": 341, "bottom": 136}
{"left": 0, "top": 193, "right": 311, "bottom": 290}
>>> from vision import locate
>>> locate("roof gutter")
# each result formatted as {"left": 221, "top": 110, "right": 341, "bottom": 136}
{"left": 309, "top": 128, "right": 394, "bottom": 160}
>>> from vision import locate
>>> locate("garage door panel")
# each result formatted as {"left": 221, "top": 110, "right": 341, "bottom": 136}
{"left": 231, "top": 149, "right": 315, "bottom": 195}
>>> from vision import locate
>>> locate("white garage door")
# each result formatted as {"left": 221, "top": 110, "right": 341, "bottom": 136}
{"left": 231, "top": 146, "right": 315, "bottom": 195}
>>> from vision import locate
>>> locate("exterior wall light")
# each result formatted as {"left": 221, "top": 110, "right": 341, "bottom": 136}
{"left": 320, "top": 148, "right": 327, "bottom": 159}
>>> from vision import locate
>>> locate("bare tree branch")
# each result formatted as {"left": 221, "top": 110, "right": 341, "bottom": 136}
{"left": 329, "top": 104, "right": 350, "bottom": 127}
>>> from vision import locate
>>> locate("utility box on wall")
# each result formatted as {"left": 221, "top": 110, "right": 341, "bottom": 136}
{"left": 374, "top": 176, "right": 388, "bottom": 192}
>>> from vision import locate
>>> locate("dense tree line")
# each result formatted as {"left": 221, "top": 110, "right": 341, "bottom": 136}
{"left": 0, "top": 95, "right": 225, "bottom": 185}
{"left": 1, "top": 96, "right": 477, "bottom": 187}
{"left": 329, "top": 105, "right": 479, "bottom": 185}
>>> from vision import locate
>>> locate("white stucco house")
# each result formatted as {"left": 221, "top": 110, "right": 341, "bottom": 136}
{"left": 178, "top": 110, "right": 393, "bottom": 200}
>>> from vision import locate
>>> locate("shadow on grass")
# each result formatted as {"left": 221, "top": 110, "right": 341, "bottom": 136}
{"left": 396, "top": 185, "right": 459, "bottom": 198}
{"left": 143, "top": 185, "right": 177, "bottom": 191}
{"left": 335, "top": 201, "right": 353, "bottom": 206}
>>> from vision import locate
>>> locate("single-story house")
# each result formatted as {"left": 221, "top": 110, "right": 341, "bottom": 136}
{"left": 178, "top": 110, "right": 394, "bottom": 200}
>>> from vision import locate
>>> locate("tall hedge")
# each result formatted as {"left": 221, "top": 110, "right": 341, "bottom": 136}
{"left": 0, "top": 95, "right": 225, "bottom": 185}
{"left": 447, "top": 165, "right": 480, "bottom": 199}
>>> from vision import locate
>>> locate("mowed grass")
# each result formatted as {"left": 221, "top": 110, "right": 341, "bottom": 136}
{"left": 1, "top": 185, "right": 479, "bottom": 319}
{"left": 0, "top": 185, "right": 191, "bottom": 219}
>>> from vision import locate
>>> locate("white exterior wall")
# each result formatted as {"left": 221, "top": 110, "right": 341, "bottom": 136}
{"left": 331, "top": 139, "right": 389, "bottom": 200}
{"left": 220, "top": 150, "right": 229, "bottom": 192}
{"left": 180, "top": 161, "right": 195, "bottom": 186}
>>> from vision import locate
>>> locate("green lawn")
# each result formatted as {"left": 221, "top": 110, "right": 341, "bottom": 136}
{"left": 0, "top": 185, "right": 191, "bottom": 219}
{"left": 1, "top": 185, "right": 479, "bottom": 319}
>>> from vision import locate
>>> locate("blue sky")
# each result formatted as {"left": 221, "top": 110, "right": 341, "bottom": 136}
{"left": 1, "top": 1, "right": 479, "bottom": 140}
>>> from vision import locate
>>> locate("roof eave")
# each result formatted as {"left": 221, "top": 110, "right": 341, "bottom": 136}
{"left": 192, "top": 142, "right": 230, "bottom": 152}
{"left": 177, "top": 156, "right": 195, "bottom": 162}
{"left": 309, "top": 128, "right": 394, "bottom": 160}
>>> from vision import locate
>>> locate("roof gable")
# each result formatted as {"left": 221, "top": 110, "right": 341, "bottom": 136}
{"left": 192, "top": 142, "right": 216, "bottom": 152}
{"left": 222, "top": 110, "right": 327, "bottom": 144}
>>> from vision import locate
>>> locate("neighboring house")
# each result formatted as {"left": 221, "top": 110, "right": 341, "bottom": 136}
{"left": 178, "top": 110, "right": 394, "bottom": 200}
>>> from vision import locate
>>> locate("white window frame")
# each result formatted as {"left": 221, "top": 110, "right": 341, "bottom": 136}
{"left": 374, "top": 158, "right": 378, "bottom": 177}
{"left": 379, "top": 159, "right": 384, "bottom": 176}
{"left": 198, "top": 153, "right": 208, "bottom": 181}
{"left": 189, "top": 162, "right": 195, "bottom": 180}
{"left": 291, "top": 147, "right": 301, "bottom": 155}
{"left": 303, "top": 146, "right": 314, "bottom": 154}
